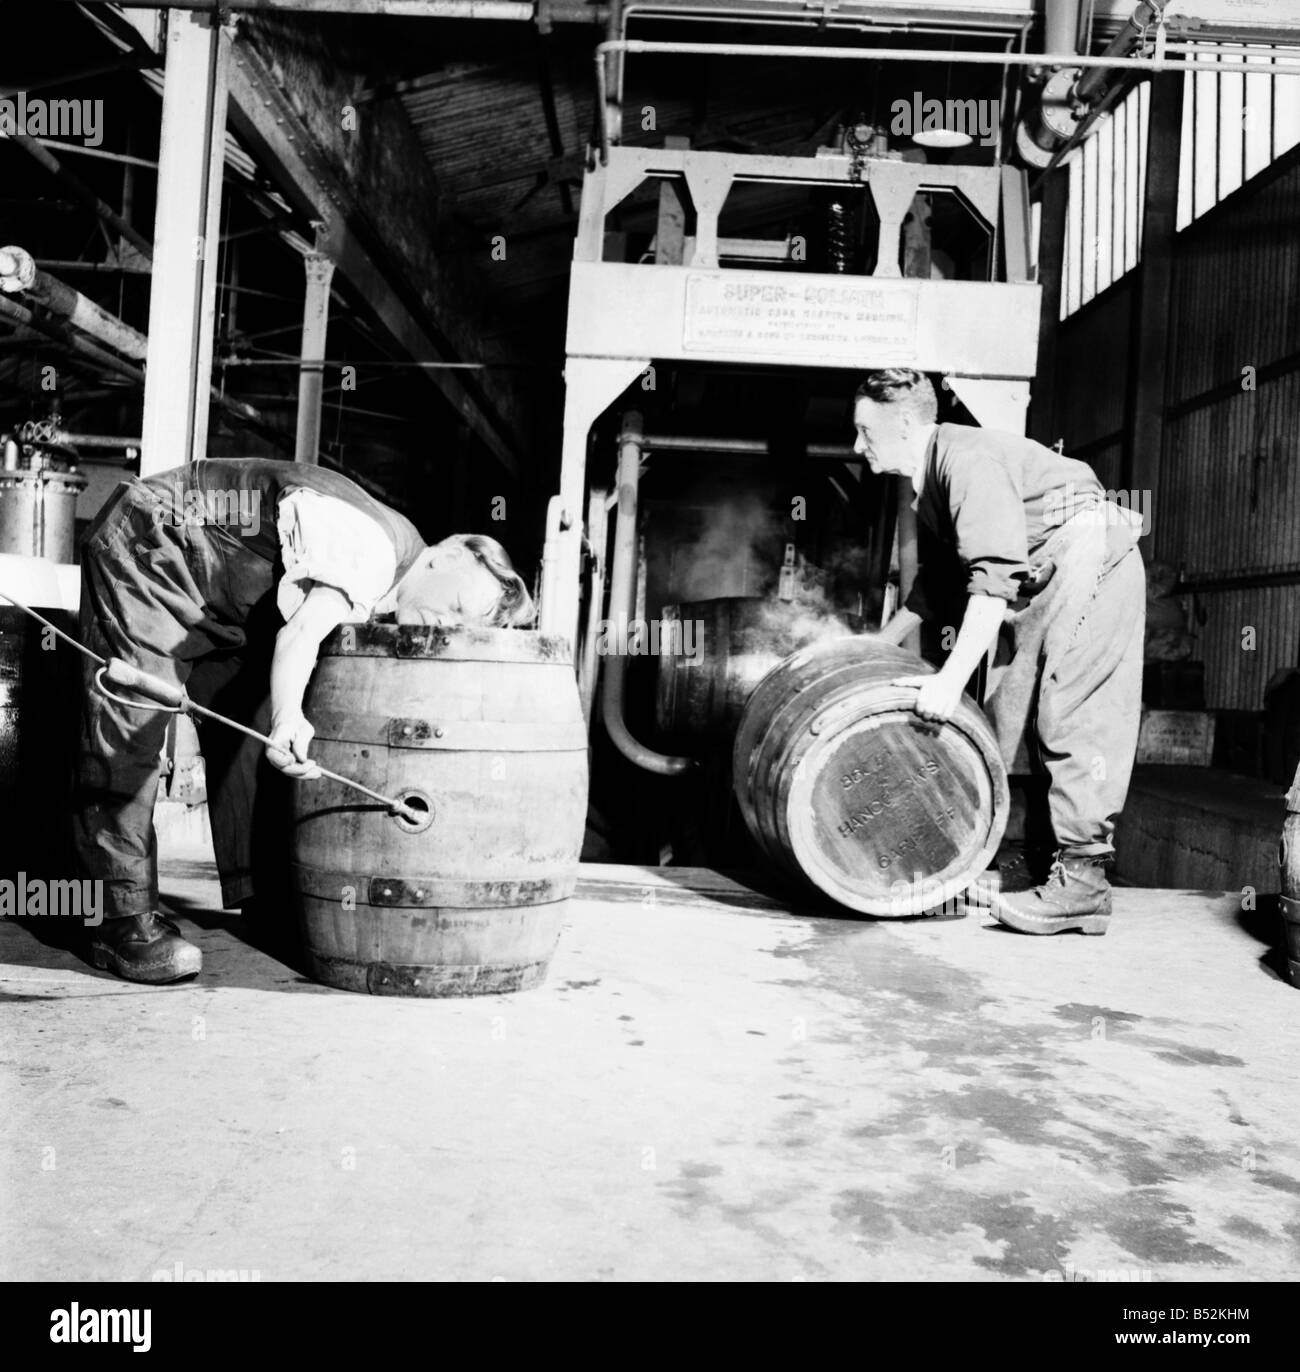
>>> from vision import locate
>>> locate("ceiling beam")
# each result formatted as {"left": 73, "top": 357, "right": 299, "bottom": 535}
{"left": 225, "top": 19, "right": 525, "bottom": 476}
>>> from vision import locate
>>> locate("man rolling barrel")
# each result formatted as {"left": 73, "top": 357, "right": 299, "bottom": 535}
{"left": 854, "top": 369, "right": 1145, "bottom": 935}
{"left": 76, "top": 457, "right": 533, "bottom": 984}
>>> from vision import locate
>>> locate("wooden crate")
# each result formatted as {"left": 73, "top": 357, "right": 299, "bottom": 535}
{"left": 1136, "top": 709, "right": 1217, "bottom": 766}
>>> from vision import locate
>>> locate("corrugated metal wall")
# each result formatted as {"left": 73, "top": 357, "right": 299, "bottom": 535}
{"left": 1051, "top": 278, "right": 1130, "bottom": 490}
{"left": 1160, "top": 154, "right": 1300, "bottom": 708}
{"left": 1190, "top": 585, "right": 1300, "bottom": 713}
{"left": 1052, "top": 151, "right": 1300, "bottom": 709}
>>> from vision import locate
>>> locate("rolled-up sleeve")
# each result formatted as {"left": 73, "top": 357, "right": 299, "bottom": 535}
{"left": 943, "top": 453, "right": 1029, "bottom": 602}
{"left": 275, "top": 490, "right": 398, "bottom": 623}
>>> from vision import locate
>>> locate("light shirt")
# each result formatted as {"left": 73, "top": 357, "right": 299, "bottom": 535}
{"left": 275, "top": 489, "right": 399, "bottom": 624}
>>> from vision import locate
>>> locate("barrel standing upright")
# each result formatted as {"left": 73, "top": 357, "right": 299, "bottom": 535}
{"left": 291, "top": 623, "right": 589, "bottom": 996}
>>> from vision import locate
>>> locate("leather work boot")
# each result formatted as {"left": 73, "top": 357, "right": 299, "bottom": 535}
{"left": 90, "top": 912, "right": 202, "bottom": 983}
{"left": 990, "top": 852, "right": 1112, "bottom": 935}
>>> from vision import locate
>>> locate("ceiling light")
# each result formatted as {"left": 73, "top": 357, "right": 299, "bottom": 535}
{"left": 912, "top": 128, "right": 973, "bottom": 148}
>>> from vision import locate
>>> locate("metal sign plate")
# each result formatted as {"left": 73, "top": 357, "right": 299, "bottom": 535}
{"left": 682, "top": 273, "right": 920, "bottom": 363}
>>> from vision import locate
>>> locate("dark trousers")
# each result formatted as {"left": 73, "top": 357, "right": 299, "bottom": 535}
{"left": 74, "top": 482, "right": 288, "bottom": 918}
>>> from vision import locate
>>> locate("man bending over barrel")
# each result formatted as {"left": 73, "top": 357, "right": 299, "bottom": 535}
{"left": 854, "top": 369, "right": 1145, "bottom": 935}
{"left": 76, "top": 457, "right": 533, "bottom": 984}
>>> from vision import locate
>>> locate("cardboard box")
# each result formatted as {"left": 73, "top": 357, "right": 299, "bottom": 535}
{"left": 1136, "top": 709, "right": 1217, "bottom": 766}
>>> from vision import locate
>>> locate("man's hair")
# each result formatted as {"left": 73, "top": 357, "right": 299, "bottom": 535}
{"left": 441, "top": 533, "right": 536, "bottom": 628}
{"left": 854, "top": 368, "right": 938, "bottom": 422}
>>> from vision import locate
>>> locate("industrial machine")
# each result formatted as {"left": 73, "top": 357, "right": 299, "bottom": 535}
{"left": 542, "top": 117, "right": 1039, "bottom": 868}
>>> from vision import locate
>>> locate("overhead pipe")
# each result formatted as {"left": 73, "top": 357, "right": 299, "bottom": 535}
{"left": 1044, "top": 0, "right": 1081, "bottom": 57}
{"left": 48, "top": 432, "right": 143, "bottom": 453}
{"left": 590, "top": 33, "right": 1296, "bottom": 163}
{"left": 0, "top": 246, "right": 148, "bottom": 361}
{"left": 600, "top": 411, "right": 694, "bottom": 777}
{"left": 1015, "top": 0, "right": 1085, "bottom": 170}
{"left": 644, "top": 433, "right": 855, "bottom": 458}
{"left": 0, "top": 294, "right": 269, "bottom": 434}
{"left": 603, "top": 0, "right": 626, "bottom": 152}
{"left": 64, "top": 0, "right": 577, "bottom": 14}
{"left": 0, "top": 294, "right": 145, "bottom": 386}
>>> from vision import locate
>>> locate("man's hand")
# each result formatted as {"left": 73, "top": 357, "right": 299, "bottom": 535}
{"left": 893, "top": 669, "right": 965, "bottom": 723}
{"left": 265, "top": 708, "right": 323, "bottom": 779}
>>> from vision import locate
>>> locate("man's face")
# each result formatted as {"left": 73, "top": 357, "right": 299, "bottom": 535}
{"left": 853, "top": 396, "right": 918, "bottom": 477}
{"left": 393, "top": 541, "right": 502, "bottom": 627}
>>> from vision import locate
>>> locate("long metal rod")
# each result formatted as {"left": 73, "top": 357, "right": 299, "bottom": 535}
{"left": 644, "top": 433, "right": 857, "bottom": 458}
{"left": 625, "top": 0, "right": 1026, "bottom": 40}
{"left": 0, "top": 588, "right": 421, "bottom": 822}
{"left": 11, "top": 138, "right": 161, "bottom": 171}
{"left": 219, "top": 357, "right": 494, "bottom": 369}
{"left": 57, "top": 0, "right": 539, "bottom": 13}
{"left": 33, "top": 259, "right": 151, "bottom": 275}
{"left": 603, "top": 37, "right": 1300, "bottom": 70}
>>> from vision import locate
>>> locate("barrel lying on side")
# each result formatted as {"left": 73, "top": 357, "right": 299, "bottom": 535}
{"left": 733, "top": 637, "right": 1008, "bottom": 916}
{"left": 291, "top": 624, "right": 589, "bottom": 996}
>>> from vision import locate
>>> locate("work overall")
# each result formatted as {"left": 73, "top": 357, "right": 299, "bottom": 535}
{"left": 73, "top": 464, "right": 422, "bottom": 921}
{"left": 984, "top": 504, "right": 1146, "bottom": 859}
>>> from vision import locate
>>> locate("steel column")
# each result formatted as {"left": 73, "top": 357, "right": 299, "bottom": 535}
{"left": 1029, "top": 168, "right": 1068, "bottom": 444}
{"left": 294, "top": 249, "right": 335, "bottom": 464}
{"left": 140, "top": 8, "right": 231, "bottom": 475}
{"left": 1123, "top": 72, "right": 1183, "bottom": 537}
{"left": 540, "top": 355, "right": 647, "bottom": 641}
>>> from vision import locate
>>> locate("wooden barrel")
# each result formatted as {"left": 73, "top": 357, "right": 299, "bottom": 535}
{"left": 291, "top": 624, "right": 589, "bottom": 996}
{"left": 1279, "top": 810, "right": 1300, "bottom": 989}
{"left": 655, "top": 596, "right": 862, "bottom": 744}
{"left": 733, "top": 637, "right": 1008, "bottom": 916}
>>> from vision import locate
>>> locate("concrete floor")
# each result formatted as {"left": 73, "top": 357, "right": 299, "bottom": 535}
{"left": 3, "top": 856, "right": 1300, "bottom": 1282}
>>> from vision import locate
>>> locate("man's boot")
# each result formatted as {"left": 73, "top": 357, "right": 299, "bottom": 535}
{"left": 989, "top": 851, "right": 1112, "bottom": 935}
{"left": 90, "top": 912, "right": 202, "bottom": 983}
